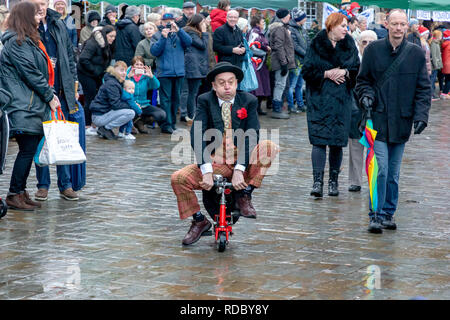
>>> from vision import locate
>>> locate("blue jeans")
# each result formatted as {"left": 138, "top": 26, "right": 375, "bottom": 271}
{"left": 159, "top": 77, "right": 184, "bottom": 131}
{"left": 35, "top": 97, "right": 72, "bottom": 193}
{"left": 287, "top": 67, "right": 304, "bottom": 110}
{"left": 369, "top": 141, "right": 405, "bottom": 218}
{"left": 119, "top": 120, "right": 133, "bottom": 134}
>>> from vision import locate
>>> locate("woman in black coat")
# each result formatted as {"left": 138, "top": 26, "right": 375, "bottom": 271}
{"left": 182, "top": 14, "right": 209, "bottom": 119}
{"left": 0, "top": 2, "right": 59, "bottom": 210}
{"left": 301, "top": 12, "right": 360, "bottom": 198}
{"left": 77, "top": 25, "right": 116, "bottom": 134}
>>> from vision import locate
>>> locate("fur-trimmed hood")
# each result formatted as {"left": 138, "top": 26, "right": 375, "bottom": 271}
{"left": 310, "top": 29, "right": 357, "bottom": 68}
{"left": 92, "top": 26, "right": 106, "bottom": 48}
{"left": 105, "top": 66, "right": 124, "bottom": 83}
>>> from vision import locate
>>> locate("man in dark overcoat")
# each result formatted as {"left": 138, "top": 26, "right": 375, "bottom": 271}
{"left": 355, "top": 9, "right": 431, "bottom": 234}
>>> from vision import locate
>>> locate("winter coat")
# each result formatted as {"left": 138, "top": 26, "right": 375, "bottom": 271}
{"left": 442, "top": 40, "right": 450, "bottom": 75}
{"left": 176, "top": 14, "right": 189, "bottom": 29}
{"left": 122, "top": 90, "right": 141, "bottom": 116}
{"left": 114, "top": 18, "right": 143, "bottom": 65}
{"left": 135, "top": 38, "right": 156, "bottom": 67}
{"left": 206, "top": 25, "right": 217, "bottom": 70}
{"left": 301, "top": 29, "right": 360, "bottom": 147}
{"left": 248, "top": 26, "right": 271, "bottom": 97}
{"left": 184, "top": 27, "right": 209, "bottom": 79}
{"left": 355, "top": 37, "right": 431, "bottom": 144}
{"left": 407, "top": 32, "right": 421, "bottom": 47}
{"left": 213, "top": 22, "right": 245, "bottom": 67}
{"left": 0, "top": 32, "right": 54, "bottom": 135}
{"left": 77, "top": 28, "right": 113, "bottom": 79}
{"left": 40, "top": 9, "right": 77, "bottom": 112}
{"left": 210, "top": 8, "right": 227, "bottom": 32}
{"left": 62, "top": 15, "right": 77, "bottom": 50}
{"left": 288, "top": 20, "right": 310, "bottom": 65}
{"left": 150, "top": 27, "right": 192, "bottom": 78}
{"left": 80, "top": 25, "right": 94, "bottom": 45}
{"left": 90, "top": 66, "right": 134, "bottom": 115}
{"left": 269, "top": 21, "right": 296, "bottom": 71}
{"left": 430, "top": 39, "right": 443, "bottom": 70}
{"left": 125, "top": 66, "right": 160, "bottom": 106}
{"left": 368, "top": 23, "right": 388, "bottom": 39}
{"left": 421, "top": 41, "right": 432, "bottom": 75}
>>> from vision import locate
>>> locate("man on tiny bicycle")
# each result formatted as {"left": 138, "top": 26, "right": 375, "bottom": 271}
{"left": 171, "top": 62, "right": 279, "bottom": 246}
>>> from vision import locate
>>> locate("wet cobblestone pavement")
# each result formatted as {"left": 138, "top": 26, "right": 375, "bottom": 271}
{"left": 0, "top": 100, "right": 449, "bottom": 300}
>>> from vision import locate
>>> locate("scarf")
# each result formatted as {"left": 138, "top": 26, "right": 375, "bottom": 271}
{"left": 38, "top": 40, "right": 55, "bottom": 87}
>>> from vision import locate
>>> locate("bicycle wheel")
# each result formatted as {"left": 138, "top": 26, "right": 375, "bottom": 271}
{"left": 217, "top": 231, "right": 227, "bottom": 252}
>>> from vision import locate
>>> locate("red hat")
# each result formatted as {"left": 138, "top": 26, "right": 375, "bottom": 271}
{"left": 443, "top": 30, "right": 450, "bottom": 40}
{"left": 350, "top": 2, "right": 361, "bottom": 11}
{"left": 418, "top": 26, "right": 429, "bottom": 37}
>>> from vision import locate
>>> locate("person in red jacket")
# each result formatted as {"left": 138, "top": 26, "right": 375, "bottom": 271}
{"left": 441, "top": 30, "right": 450, "bottom": 97}
{"left": 210, "top": 0, "right": 230, "bottom": 32}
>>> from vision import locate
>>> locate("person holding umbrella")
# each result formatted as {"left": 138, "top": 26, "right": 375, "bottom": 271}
{"left": 355, "top": 9, "right": 431, "bottom": 233}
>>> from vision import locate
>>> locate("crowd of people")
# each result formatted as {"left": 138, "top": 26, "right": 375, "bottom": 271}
{"left": 0, "top": 0, "right": 447, "bottom": 234}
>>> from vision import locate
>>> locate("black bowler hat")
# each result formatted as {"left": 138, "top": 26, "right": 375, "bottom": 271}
{"left": 206, "top": 62, "right": 244, "bottom": 84}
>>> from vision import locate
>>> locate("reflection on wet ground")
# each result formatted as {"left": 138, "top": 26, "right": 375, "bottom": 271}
{"left": 0, "top": 100, "right": 449, "bottom": 299}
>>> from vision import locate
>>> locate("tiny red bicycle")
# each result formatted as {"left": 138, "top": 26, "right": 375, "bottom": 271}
{"left": 203, "top": 174, "right": 241, "bottom": 252}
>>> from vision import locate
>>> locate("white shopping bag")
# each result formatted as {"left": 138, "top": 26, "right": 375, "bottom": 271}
{"left": 35, "top": 107, "right": 86, "bottom": 166}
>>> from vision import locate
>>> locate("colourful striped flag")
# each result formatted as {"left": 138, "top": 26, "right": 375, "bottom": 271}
{"left": 359, "top": 119, "right": 378, "bottom": 212}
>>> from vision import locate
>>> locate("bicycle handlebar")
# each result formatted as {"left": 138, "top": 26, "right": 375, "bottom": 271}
{"left": 213, "top": 180, "right": 234, "bottom": 190}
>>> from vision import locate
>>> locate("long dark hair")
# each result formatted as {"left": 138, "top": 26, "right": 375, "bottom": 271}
{"left": 6, "top": 1, "right": 40, "bottom": 45}
{"left": 186, "top": 14, "right": 204, "bottom": 36}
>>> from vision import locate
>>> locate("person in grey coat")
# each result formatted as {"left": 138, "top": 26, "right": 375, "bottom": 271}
{"left": 180, "top": 14, "right": 209, "bottom": 120}
{"left": 269, "top": 8, "right": 296, "bottom": 119}
{"left": 287, "top": 8, "right": 310, "bottom": 113}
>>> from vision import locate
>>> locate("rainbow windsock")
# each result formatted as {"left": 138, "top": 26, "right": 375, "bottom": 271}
{"left": 359, "top": 119, "right": 378, "bottom": 213}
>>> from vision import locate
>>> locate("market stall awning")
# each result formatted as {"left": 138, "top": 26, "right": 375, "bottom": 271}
{"left": 81, "top": 0, "right": 185, "bottom": 7}
{"left": 197, "top": 0, "right": 299, "bottom": 10}
{"left": 309, "top": 1, "right": 449, "bottom": 12}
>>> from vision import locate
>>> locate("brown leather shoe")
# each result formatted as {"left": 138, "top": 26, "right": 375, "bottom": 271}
{"left": 6, "top": 194, "right": 35, "bottom": 211}
{"left": 22, "top": 191, "right": 41, "bottom": 208}
{"left": 182, "top": 218, "right": 212, "bottom": 246}
{"left": 35, "top": 188, "right": 48, "bottom": 201}
{"left": 134, "top": 118, "right": 149, "bottom": 134}
{"left": 236, "top": 194, "right": 257, "bottom": 219}
{"left": 60, "top": 188, "right": 79, "bottom": 201}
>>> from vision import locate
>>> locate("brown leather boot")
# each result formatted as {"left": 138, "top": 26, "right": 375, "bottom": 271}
{"left": 6, "top": 194, "right": 35, "bottom": 211}
{"left": 182, "top": 218, "right": 212, "bottom": 245}
{"left": 134, "top": 118, "right": 149, "bottom": 134}
{"left": 236, "top": 194, "right": 257, "bottom": 219}
{"left": 22, "top": 191, "right": 41, "bottom": 208}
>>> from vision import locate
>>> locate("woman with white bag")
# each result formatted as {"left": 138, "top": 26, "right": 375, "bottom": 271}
{"left": 0, "top": 1, "right": 59, "bottom": 211}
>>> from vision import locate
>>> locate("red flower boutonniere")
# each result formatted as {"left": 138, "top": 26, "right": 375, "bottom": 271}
{"left": 236, "top": 108, "right": 247, "bottom": 120}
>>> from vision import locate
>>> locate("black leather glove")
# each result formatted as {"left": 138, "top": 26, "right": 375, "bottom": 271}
{"left": 360, "top": 96, "right": 374, "bottom": 110}
{"left": 280, "top": 64, "right": 288, "bottom": 77}
{"left": 414, "top": 121, "right": 426, "bottom": 135}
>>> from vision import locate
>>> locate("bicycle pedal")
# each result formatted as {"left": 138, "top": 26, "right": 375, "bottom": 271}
{"left": 201, "top": 230, "right": 213, "bottom": 236}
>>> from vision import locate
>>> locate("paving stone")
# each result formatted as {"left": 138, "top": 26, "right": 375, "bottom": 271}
{"left": 0, "top": 100, "right": 448, "bottom": 299}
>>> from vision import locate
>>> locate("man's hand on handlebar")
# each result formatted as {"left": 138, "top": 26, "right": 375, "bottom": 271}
{"left": 200, "top": 172, "right": 214, "bottom": 191}
{"left": 232, "top": 170, "right": 248, "bottom": 191}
